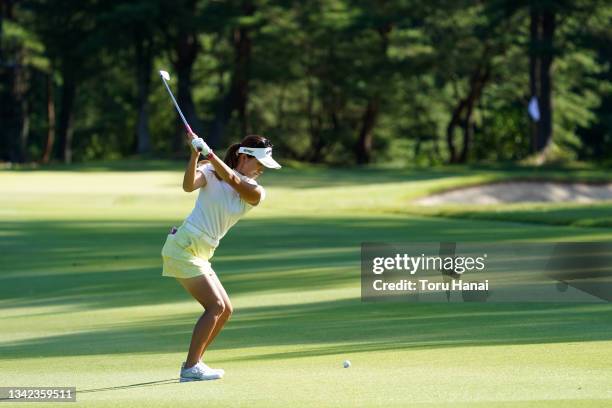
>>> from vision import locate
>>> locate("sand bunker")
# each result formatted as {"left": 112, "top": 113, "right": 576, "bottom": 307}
{"left": 415, "top": 181, "right": 612, "bottom": 205}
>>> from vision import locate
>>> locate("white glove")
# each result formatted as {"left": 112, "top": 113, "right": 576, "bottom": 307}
{"left": 191, "top": 137, "right": 210, "bottom": 155}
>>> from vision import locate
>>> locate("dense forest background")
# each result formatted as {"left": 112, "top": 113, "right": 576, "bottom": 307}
{"left": 1, "top": 0, "right": 611, "bottom": 166}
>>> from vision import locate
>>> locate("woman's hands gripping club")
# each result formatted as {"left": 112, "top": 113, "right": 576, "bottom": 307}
{"left": 186, "top": 131, "right": 211, "bottom": 156}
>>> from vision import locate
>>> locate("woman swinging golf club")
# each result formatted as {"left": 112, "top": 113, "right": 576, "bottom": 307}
{"left": 161, "top": 131, "right": 281, "bottom": 382}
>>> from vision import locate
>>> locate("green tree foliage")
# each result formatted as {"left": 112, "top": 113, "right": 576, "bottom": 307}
{"left": 0, "top": 1, "right": 48, "bottom": 163}
{"left": 1, "top": 0, "right": 610, "bottom": 165}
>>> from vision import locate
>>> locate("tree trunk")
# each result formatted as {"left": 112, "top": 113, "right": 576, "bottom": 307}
{"left": 135, "top": 36, "right": 152, "bottom": 155}
{"left": 354, "top": 21, "right": 392, "bottom": 164}
{"left": 0, "top": 2, "right": 28, "bottom": 163}
{"left": 208, "top": 1, "right": 254, "bottom": 148}
{"left": 0, "top": 0, "right": 10, "bottom": 160}
{"left": 457, "top": 66, "right": 490, "bottom": 163}
{"left": 234, "top": 16, "right": 252, "bottom": 137}
{"left": 446, "top": 103, "right": 463, "bottom": 164}
{"left": 309, "top": 115, "right": 324, "bottom": 162}
{"left": 42, "top": 73, "right": 56, "bottom": 164}
{"left": 459, "top": 120, "right": 473, "bottom": 163}
{"left": 356, "top": 99, "right": 379, "bottom": 164}
{"left": 447, "top": 48, "right": 491, "bottom": 164}
{"left": 209, "top": 94, "right": 232, "bottom": 150}
{"left": 536, "top": 9, "right": 555, "bottom": 155}
{"left": 529, "top": 4, "right": 556, "bottom": 160}
{"left": 10, "top": 47, "right": 30, "bottom": 163}
{"left": 529, "top": 7, "right": 540, "bottom": 153}
{"left": 305, "top": 77, "right": 321, "bottom": 161}
{"left": 57, "top": 73, "right": 76, "bottom": 164}
{"left": 18, "top": 91, "right": 29, "bottom": 163}
{"left": 172, "top": 23, "right": 201, "bottom": 153}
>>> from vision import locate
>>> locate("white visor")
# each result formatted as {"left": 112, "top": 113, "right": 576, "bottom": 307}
{"left": 238, "top": 146, "right": 281, "bottom": 169}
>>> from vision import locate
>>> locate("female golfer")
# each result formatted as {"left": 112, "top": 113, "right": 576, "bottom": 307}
{"left": 161, "top": 132, "right": 281, "bottom": 382}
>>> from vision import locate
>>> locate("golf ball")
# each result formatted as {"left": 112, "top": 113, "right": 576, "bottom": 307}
{"left": 343, "top": 360, "right": 351, "bottom": 368}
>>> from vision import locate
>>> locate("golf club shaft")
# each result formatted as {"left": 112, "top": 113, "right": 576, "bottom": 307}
{"left": 161, "top": 78, "right": 192, "bottom": 134}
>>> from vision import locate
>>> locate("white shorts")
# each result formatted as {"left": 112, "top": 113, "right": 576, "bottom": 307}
{"left": 161, "top": 223, "right": 216, "bottom": 279}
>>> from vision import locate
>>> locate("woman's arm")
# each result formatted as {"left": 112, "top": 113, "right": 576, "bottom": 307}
{"left": 182, "top": 148, "right": 207, "bottom": 192}
{"left": 207, "top": 152, "right": 263, "bottom": 205}
{"left": 187, "top": 131, "right": 263, "bottom": 204}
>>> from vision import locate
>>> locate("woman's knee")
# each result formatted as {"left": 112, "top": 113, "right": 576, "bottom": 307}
{"left": 206, "top": 298, "right": 226, "bottom": 317}
{"left": 222, "top": 302, "right": 233, "bottom": 319}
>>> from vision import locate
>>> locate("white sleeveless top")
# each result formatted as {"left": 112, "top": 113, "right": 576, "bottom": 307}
{"left": 184, "top": 163, "right": 265, "bottom": 248}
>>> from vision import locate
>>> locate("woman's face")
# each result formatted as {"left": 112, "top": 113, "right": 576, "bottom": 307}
{"left": 237, "top": 155, "right": 264, "bottom": 179}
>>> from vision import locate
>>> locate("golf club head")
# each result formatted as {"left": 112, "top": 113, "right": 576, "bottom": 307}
{"left": 159, "top": 70, "right": 170, "bottom": 81}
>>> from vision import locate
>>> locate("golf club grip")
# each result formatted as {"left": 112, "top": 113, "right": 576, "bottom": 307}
{"left": 185, "top": 124, "right": 199, "bottom": 149}
{"left": 190, "top": 130, "right": 203, "bottom": 153}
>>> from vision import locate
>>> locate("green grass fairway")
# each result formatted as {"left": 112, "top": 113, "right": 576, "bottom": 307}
{"left": 1, "top": 163, "right": 611, "bottom": 407}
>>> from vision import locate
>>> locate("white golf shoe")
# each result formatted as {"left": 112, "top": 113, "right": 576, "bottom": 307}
{"left": 180, "top": 361, "right": 225, "bottom": 377}
{"left": 200, "top": 362, "right": 225, "bottom": 377}
{"left": 180, "top": 362, "right": 223, "bottom": 382}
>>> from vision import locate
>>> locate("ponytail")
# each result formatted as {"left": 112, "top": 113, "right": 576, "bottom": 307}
{"left": 223, "top": 143, "right": 242, "bottom": 169}
{"left": 212, "top": 135, "right": 271, "bottom": 180}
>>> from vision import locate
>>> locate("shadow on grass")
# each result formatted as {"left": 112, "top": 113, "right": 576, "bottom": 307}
{"left": 79, "top": 379, "right": 179, "bottom": 393}
{"left": 1, "top": 215, "right": 607, "bottom": 310}
{"left": 1, "top": 298, "right": 611, "bottom": 360}
{"left": 2, "top": 215, "right": 612, "bottom": 362}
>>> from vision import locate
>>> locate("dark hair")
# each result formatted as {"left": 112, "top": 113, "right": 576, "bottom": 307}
{"left": 223, "top": 134, "right": 272, "bottom": 169}
{"left": 201, "top": 135, "right": 273, "bottom": 181}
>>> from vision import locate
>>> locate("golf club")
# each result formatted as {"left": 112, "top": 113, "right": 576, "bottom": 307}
{"left": 159, "top": 70, "right": 201, "bottom": 151}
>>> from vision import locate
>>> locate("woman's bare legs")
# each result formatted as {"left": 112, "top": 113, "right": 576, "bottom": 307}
{"left": 177, "top": 275, "right": 225, "bottom": 368}
{"left": 199, "top": 273, "right": 233, "bottom": 360}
